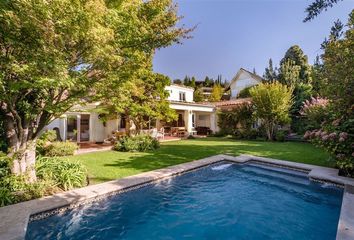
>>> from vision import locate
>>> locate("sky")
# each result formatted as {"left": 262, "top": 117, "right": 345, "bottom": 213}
{"left": 153, "top": 0, "right": 354, "bottom": 82}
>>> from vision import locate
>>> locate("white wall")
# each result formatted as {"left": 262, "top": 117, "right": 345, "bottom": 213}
{"left": 89, "top": 113, "right": 105, "bottom": 142}
{"left": 165, "top": 85, "right": 194, "bottom": 102}
{"left": 230, "top": 71, "right": 259, "bottom": 99}
{"left": 43, "top": 118, "right": 66, "bottom": 140}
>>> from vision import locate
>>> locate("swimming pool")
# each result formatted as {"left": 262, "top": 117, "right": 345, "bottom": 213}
{"left": 26, "top": 162, "right": 343, "bottom": 240}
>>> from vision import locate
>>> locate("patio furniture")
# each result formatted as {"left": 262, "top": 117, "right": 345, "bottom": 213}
{"left": 195, "top": 126, "right": 212, "bottom": 135}
{"left": 151, "top": 128, "right": 165, "bottom": 139}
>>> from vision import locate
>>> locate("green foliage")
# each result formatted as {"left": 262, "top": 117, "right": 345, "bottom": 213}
{"left": 304, "top": 0, "right": 343, "bottom": 22}
{"left": 279, "top": 45, "right": 312, "bottom": 85}
{"left": 209, "top": 84, "right": 224, "bottom": 102}
{"left": 0, "top": 188, "right": 14, "bottom": 207}
{"left": 250, "top": 82, "right": 293, "bottom": 140}
{"left": 217, "top": 103, "right": 254, "bottom": 137}
{"left": 36, "top": 157, "right": 87, "bottom": 190}
{"left": 43, "top": 141, "right": 78, "bottom": 157}
{"left": 0, "top": 156, "right": 86, "bottom": 206}
{"left": 237, "top": 86, "right": 253, "bottom": 98}
{"left": 36, "top": 130, "right": 58, "bottom": 155}
{"left": 275, "top": 130, "right": 288, "bottom": 142}
{"left": 263, "top": 58, "right": 278, "bottom": 81}
{"left": 0, "top": 114, "right": 6, "bottom": 152}
{"left": 193, "top": 87, "right": 204, "bottom": 102}
{"left": 114, "top": 135, "right": 160, "bottom": 152}
{"left": 304, "top": 12, "right": 354, "bottom": 176}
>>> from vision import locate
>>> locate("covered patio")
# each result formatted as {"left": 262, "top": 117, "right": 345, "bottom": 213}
{"left": 157, "top": 101, "right": 217, "bottom": 137}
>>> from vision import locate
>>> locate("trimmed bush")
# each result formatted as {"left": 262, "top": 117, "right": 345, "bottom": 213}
{"left": 114, "top": 134, "right": 160, "bottom": 152}
{"left": 43, "top": 141, "right": 78, "bottom": 157}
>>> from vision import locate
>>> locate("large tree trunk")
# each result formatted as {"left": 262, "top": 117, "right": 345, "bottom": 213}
{"left": 4, "top": 111, "right": 37, "bottom": 182}
{"left": 11, "top": 141, "right": 37, "bottom": 182}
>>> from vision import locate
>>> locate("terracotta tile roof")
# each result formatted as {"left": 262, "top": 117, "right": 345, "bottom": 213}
{"left": 202, "top": 98, "right": 252, "bottom": 107}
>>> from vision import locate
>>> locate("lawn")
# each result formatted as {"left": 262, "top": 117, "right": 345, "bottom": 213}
{"left": 66, "top": 137, "right": 331, "bottom": 184}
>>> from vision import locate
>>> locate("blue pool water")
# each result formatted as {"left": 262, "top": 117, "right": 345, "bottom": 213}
{"left": 26, "top": 162, "right": 343, "bottom": 240}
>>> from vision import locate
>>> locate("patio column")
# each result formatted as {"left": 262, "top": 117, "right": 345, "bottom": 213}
{"left": 185, "top": 110, "right": 193, "bottom": 134}
{"left": 210, "top": 112, "right": 217, "bottom": 133}
{"left": 76, "top": 114, "right": 81, "bottom": 143}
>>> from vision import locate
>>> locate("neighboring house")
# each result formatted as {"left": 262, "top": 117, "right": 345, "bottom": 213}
{"left": 226, "top": 68, "right": 263, "bottom": 99}
{"left": 44, "top": 84, "right": 217, "bottom": 143}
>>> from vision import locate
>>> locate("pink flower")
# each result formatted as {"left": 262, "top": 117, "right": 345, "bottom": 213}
{"left": 328, "top": 132, "right": 337, "bottom": 140}
{"left": 339, "top": 132, "right": 348, "bottom": 140}
{"left": 315, "top": 130, "right": 322, "bottom": 137}
{"left": 321, "top": 131, "right": 328, "bottom": 137}
{"left": 304, "top": 131, "right": 311, "bottom": 140}
{"left": 332, "top": 119, "right": 341, "bottom": 127}
{"left": 322, "top": 135, "right": 329, "bottom": 141}
{"left": 339, "top": 137, "right": 345, "bottom": 142}
{"left": 336, "top": 154, "right": 345, "bottom": 159}
{"left": 352, "top": 152, "right": 354, "bottom": 157}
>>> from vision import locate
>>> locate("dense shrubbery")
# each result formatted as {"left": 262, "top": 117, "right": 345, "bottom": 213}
{"left": 304, "top": 117, "right": 354, "bottom": 176}
{"left": 114, "top": 134, "right": 160, "bottom": 152}
{"left": 36, "top": 157, "right": 87, "bottom": 190}
{"left": 217, "top": 103, "right": 254, "bottom": 136}
{"left": 37, "top": 130, "right": 78, "bottom": 156}
{"left": 0, "top": 156, "right": 86, "bottom": 206}
{"left": 43, "top": 141, "right": 78, "bottom": 157}
{"left": 217, "top": 101, "right": 290, "bottom": 141}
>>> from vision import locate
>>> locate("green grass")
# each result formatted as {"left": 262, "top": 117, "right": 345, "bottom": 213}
{"left": 66, "top": 137, "right": 331, "bottom": 184}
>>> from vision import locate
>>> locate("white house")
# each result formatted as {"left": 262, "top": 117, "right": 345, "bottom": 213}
{"left": 44, "top": 69, "right": 259, "bottom": 143}
{"left": 227, "top": 68, "right": 263, "bottom": 99}
{"left": 44, "top": 84, "right": 217, "bottom": 143}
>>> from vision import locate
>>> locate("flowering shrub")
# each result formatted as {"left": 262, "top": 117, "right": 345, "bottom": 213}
{"left": 304, "top": 128, "right": 354, "bottom": 176}
{"left": 300, "top": 97, "right": 329, "bottom": 131}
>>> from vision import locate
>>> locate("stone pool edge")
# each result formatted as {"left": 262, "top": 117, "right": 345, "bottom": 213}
{"left": 0, "top": 154, "right": 353, "bottom": 240}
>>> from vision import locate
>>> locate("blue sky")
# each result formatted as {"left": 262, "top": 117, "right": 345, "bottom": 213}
{"left": 153, "top": 0, "right": 353, "bottom": 82}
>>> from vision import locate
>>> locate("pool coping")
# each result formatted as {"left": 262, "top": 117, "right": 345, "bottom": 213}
{"left": 0, "top": 154, "right": 353, "bottom": 240}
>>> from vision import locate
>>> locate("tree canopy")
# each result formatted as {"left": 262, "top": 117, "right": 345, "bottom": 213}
{"left": 250, "top": 82, "right": 293, "bottom": 140}
{"left": 0, "top": 0, "right": 190, "bottom": 179}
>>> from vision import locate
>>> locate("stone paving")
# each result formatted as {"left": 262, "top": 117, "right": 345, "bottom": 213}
{"left": 0, "top": 154, "right": 353, "bottom": 240}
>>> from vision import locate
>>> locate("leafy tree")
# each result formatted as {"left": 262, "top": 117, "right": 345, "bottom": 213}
{"left": 0, "top": 0, "right": 189, "bottom": 180}
{"left": 320, "top": 11, "right": 354, "bottom": 116}
{"left": 173, "top": 79, "right": 182, "bottom": 84}
{"left": 263, "top": 58, "right": 278, "bottom": 81}
{"left": 250, "top": 82, "right": 293, "bottom": 140}
{"left": 279, "top": 45, "right": 312, "bottom": 85}
{"left": 0, "top": 0, "right": 114, "bottom": 181}
{"left": 209, "top": 84, "right": 224, "bottom": 102}
{"left": 98, "top": 70, "right": 177, "bottom": 135}
{"left": 304, "top": 0, "right": 343, "bottom": 22}
{"left": 278, "top": 46, "right": 313, "bottom": 132}
{"left": 193, "top": 87, "right": 204, "bottom": 102}
{"left": 204, "top": 76, "right": 214, "bottom": 87}
{"left": 311, "top": 56, "right": 324, "bottom": 95}
{"left": 190, "top": 76, "right": 196, "bottom": 88}
{"left": 278, "top": 59, "right": 301, "bottom": 87}
{"left": 303, "top": 10, "right": 353, "bottom": 176}
{"left": 183, "top": 76, "right": 191, "bottom": 86}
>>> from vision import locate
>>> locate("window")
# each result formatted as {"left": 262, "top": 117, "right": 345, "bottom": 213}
{"left": 179, "top": 91, "right": 186, "bottom": 101}
{"left": 120, "top": 115, "right": 126, "bottom": 129}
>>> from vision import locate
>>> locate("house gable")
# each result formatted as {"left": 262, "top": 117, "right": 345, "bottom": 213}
{"left": 227, "top": 68, "right": 263, "bottom": 99}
